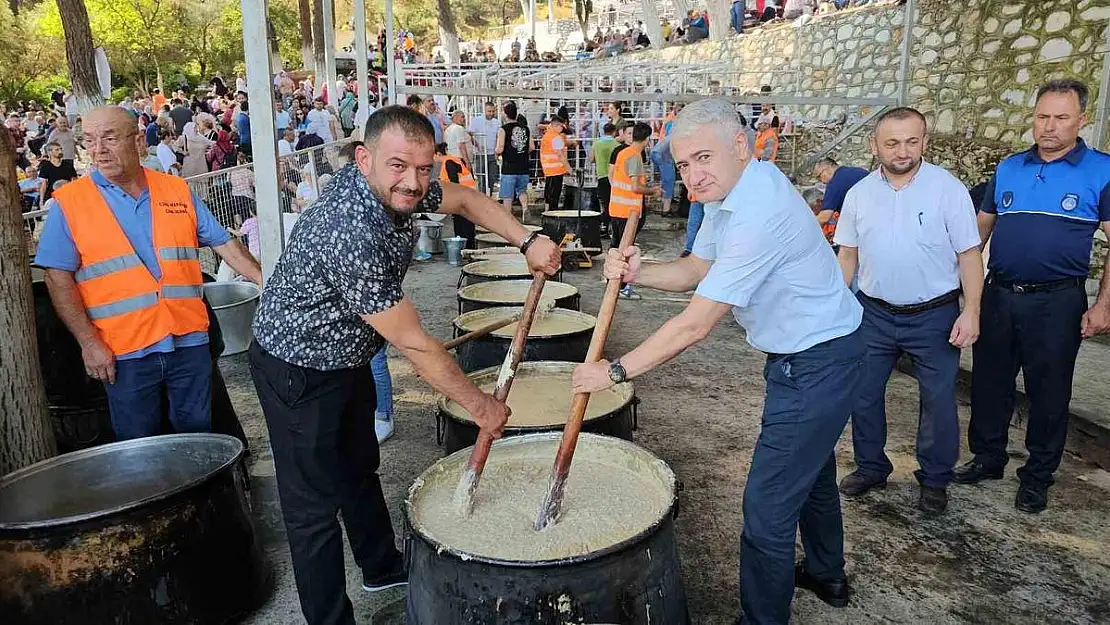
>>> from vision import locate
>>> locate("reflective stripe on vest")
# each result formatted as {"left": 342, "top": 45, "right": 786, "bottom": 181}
{"left": 540, "top": 130, "right": 569, "bottom": 176}
{"left": 608, "top": 147, "right": 644, "bottom": 219}
{"left": 53, "top": 170, "right": 209, "bottom": 356}
{"left": 86, "top": 292, "right": 159, "bottom": 321}
{"left": 74, "top": 253, "right": 144, "bottom": 283}
{"left": 439, "top": 155, "right": 477, "bottom": 188}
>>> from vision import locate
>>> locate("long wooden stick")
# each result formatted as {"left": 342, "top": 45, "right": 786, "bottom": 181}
{"left": 454, "top": 272, "right": 548, "bottom": 515}
{"left": 535, "top": 210, "right": 641, "bottom": 531}
{"left": 442, "top": 312, "right": 523, "bottom": 351}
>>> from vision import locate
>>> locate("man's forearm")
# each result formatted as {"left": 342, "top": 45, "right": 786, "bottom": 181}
{"left": 836, "top": 247, "right": 858, "bottom": 287}
{"left": 213, "top": 239, "right": 263, "bottom": 284}
{"left": 634, "top": 256, "right": 708, "bottom": 293}
{"left": 958, "top": 248, "right": 985, "bottom": 314}
{"left": 445, "top": 185, "right": 530, "bottom": 246}
{"left": 396, "top": 331, "right": 488, "bottom": 414}
{"left": 43, "top": 270, "right": 103, "bottom": 348}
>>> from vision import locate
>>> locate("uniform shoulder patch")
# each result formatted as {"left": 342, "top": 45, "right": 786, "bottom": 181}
{"left": 1001, "top": 190, "right": 1013, "bottom": 208}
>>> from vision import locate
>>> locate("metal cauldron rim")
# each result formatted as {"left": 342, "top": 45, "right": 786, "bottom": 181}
{"left": 404, "top": 432, "right": 676, "bottom": 568}
{"left": 460, "top": 258, "right": 530, "bottom": 279}
{"left": 456, "top": 280, "right": 578, "bottom": 306}
{"left": 202, "top": 281, "right": 261, "bottom": 311}
{"left": 452, "top": 309, "right": 597, "bottom": 341}
{"left": 0, "top": 433, "right": 245, "bottom": 531}
{"left": 437, "top": 361, "right": 632, "bottom": 431}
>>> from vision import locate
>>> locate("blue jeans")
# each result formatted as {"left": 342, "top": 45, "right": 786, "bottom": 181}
{"left": 650, "top": 151, "right": 676, "bottom": 199}
{"left": 852, "top": 294, "right": 961, "bottom": 488}
{"left": 104, "top": 345, "right": 212, "bottom": 440}
{"left": 684, "top": 202, "right": 704, "bottom": 252}
{"left": 739, "top": 330, "right": 863, "bottom": 625}
{"left": 370, "top": 346, "right": 393, "bottom": 417}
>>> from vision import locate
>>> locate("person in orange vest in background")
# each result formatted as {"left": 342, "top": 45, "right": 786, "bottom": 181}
{"left": 754, "top": 118, "right": 780, "bottom": 162}
{"left": 34, "top": 106, "right": 262, "bottom": 441}
{"left": 609, "top": 122, "right": 662, "bottom": 299}
{"left": 436, "top": 142, "right": 478, "bottom": 248}
{"left": 540, "top": 115, "right": 572, "bottom": 213}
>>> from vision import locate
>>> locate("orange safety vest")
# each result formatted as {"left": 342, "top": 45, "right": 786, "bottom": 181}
{"left": 754, "top": 129, "right": 779, "bottom": 162}
{"left": 438, "top": 155, "right": 476, "bottom": 188}
{"left": 609, "top": 147, "right": 644, "bottom": 219}
{"left": 539, "top": 130, "right": 569, "bottom": 177}
{"left": 54, "top": 170, "right": 209, "bottom": 356}
{"left": 657, "top": 111, "right": 675, "bottom": 140}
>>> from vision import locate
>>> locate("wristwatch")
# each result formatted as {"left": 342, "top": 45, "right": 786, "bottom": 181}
{"left": 608, "top": 359, "right": 628, "bottom": 384}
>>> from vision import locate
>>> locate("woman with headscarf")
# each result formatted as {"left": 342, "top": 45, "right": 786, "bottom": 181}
{"left": 208, "top": 124, "right": 237, "bottom": 171}
{"left": 176, "top": 117, "right": 217, "bottom": 177}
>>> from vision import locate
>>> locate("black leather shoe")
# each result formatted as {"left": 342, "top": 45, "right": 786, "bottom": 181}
{"left": 1015, "top": 483, "right": 1048, "bottom": 514}
{"left": 794, "top": 564, "right": 850, "bottom": 608}
{"left": 952, "top": 460, "right": 1004, "bottom": 485}
{"left": 918, "top": 485, "right": 948, "bottom": 514}
{"left": 838, "top": 469, "right": 887, "bottom": 497}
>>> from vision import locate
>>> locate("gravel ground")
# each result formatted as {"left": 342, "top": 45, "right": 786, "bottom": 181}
{"left": 230, "top": 226, "right": 1110, "bottom": 625}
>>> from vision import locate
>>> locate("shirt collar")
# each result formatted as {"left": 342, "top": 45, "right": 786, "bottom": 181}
{"left": 877, "top": 161, "right": 927, "bottom": 191}
{"left": 1023, "top": 138, "right": 1087, "bottom": 165}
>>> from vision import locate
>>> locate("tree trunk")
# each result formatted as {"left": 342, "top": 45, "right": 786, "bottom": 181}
{"left": 55, "top": 0, "right": 105, "bottom": 113}
{"left": 640, "top": 0, "right": 662, "bottom": 48}
{"left": 707, "top": 0, "right": 730, "bottom": 40}
{"left": 311, "top": 0, "right": 326, "bottom": 83}
{"left": 518, "top": 0, "right": 531, "bottom": 25}
{"left": 575, "top": 0, "right": 591, "bottom": 40}
{"left": 437, "top": 0, "right": 460, "bottom": 64}
{"left": 0, "top": 121, "right": 56, "bottom": 476}
{"left": 298, "top": 0, "right": 313, "bottom": 71}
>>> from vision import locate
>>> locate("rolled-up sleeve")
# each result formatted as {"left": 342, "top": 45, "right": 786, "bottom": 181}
{"left": 832, "top": 186, "right": 860, "bottom": 247}
{"left": 695, "top": 213, "right": 779, "bottom": 309}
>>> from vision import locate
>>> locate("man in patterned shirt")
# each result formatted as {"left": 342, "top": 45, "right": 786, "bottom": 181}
{"left": 249, "top": 105, "right": 561, "bottom": 625}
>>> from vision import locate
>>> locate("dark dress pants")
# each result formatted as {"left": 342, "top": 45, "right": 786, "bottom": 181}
{"left": 738, "top": 330, "right": 864, "bottom": 625}
{"left": 249, "top": 341, "right": 401, "bottom": 625}
{"left": 851, "top": 294, "right": 961, "bottom": 487}
{"left": 968, "top": 282, "right": 1087, "bottom": 487}
{"left": 544, "top": 173, "right": 564, "bottom": 213}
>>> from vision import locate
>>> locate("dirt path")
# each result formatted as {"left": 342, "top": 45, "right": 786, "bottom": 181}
{"left": 231, "top": 227, "right": 1110, "bottom": 624}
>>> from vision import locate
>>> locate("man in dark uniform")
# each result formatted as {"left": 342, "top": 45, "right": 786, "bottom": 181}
{"left": 955, "top": 79, "right": 1110, "bottom": 513}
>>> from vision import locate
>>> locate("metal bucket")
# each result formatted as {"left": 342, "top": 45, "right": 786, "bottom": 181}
{"left": 202, "top": 282, "right": 260, "bottom": 357}
{"left": 416, "top": 220, "right": 444, "bottom": 255}
{"left": 0, "top": 434, "right": 270, "bottom": 624}
{"left": 444, "top": 236, "right": 467, "bottom": 266}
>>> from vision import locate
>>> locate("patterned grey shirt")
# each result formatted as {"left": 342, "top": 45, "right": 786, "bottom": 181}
{"left": 253, "top": 163, "right": 444, "bottom": 370}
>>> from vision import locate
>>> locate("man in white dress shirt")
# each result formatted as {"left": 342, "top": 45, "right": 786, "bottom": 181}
{"left": 469, "top": 102, "right": 502, "bottom": 194}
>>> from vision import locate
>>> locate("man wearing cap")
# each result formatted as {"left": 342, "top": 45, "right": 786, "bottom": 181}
{"left": 539, "top": 114, "right": 572, "bottom": 213}
{"left": 954, "top": 79, "right": 1110, "bottom": 513}
{"left": 834, "top": 107, "right": 984, "bottom": 514}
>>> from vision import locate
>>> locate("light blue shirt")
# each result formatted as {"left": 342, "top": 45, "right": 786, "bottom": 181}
{"left": 693, "top": 160, "right": 862, "bottom": 354}
{"left": 275, "top": 110, "right": 292, "bottom": 131}
{"left": 834, "top": 162, "right": 981, "bottom": 305}
{"left": 34, "top": 169, "right": 230, "bottom": 360}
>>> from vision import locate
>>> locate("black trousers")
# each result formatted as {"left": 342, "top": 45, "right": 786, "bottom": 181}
{"left": 610, "top": 213, "right": 644, "bottom": 288}
{"left": 968, "top": 281, "right": 1087, "bottom": 487}
{"left": 596, "top": 177, "right": 612, "bottom": 222}
{"left": 544, "top": 174, "right": 564, "bottom": 213}
{"left": 453, "top": 214, "right": 477, "bottom": 249}
{"left": 249, "top": 341, "right": 400, "bottom": 625}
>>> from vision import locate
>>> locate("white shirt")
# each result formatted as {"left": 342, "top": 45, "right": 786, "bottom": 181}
{"left": 468, "top": 115, "right": 501, "bottom": 154}
{"left": 834, "top": 162, "right": 981, "bottom": 305}
{"left": 156, "top": 143, "right": 178, "bottom": 175}
{"left": 235, "top": 77, "right": 247, "bottom": 93}
{"left": 444, "top": 123, "right": 470, "bottom": 158}
{"left": 306, "top": 108, "right": 334, "bottom": 142}
{"left": 278, "top": 139, "right": 294, "bottom": 156}
{"left": 64, "top": 94, "right": 78, "bottom": 115}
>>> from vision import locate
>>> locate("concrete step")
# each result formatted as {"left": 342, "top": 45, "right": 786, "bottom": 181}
{"left": 896, "top": 338, "right": 1110, "bottom": 471}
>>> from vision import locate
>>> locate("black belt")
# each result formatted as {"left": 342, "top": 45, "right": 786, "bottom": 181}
{"left": 987, "top": 276, "right": 1085, "bottom": 294}
{"left": 861, "top": 289, "right": 961, "bottom": 315}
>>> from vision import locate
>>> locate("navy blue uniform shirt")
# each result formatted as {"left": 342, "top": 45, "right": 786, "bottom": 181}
{"left": 821, "top": 166, "right": 869, "bottom": 212}
{"left": 981, "top": 139, "right": 1110, "bottom": 283}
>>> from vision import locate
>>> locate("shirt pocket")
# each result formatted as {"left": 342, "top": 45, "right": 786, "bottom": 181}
{"left": 915, "top": 212, "right": 952, "bottom": 251}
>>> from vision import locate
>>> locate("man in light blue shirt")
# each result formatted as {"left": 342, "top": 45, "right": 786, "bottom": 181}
{"left": 274, "top": 100, "right": 292, "bottom": 135}
{"left": 834, "top": 107, "right": 984, "bottom": 514}
{"left": 572, "top": 98, "right": 863, "bottom": 625}
{"left": 34, "top": 106, "right": 262, "bottom": 441}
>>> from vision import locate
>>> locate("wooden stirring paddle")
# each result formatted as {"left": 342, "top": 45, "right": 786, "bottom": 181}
{"left": 454, "top": 272, "right": 548, "bottom": 515}
{"left": 534, "top": 210, "right": 641, "bottom": 531}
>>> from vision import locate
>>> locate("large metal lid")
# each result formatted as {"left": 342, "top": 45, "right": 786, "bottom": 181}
{"left": 542, "top": 210, "right": 602, "bottom": 218}
{"left": 461, "top": 258, "right": 531, "bottom": 278}
{"left": 453, "top": 307, "right": 596, "bottom": 339}
{"left": 457, "top": 280, "right": 578, "bottom": 304}
{"left": 0, "top": 434, "right": 244, "bottom": 529}
{"left": 439, "top": 361, "right": 632, "bottom": 427}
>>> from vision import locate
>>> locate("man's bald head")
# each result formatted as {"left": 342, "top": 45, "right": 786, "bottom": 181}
{"left": 84, "top": 106, "right": 145, "bottom": 184}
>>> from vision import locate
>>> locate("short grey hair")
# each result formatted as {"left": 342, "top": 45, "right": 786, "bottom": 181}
{"left": 670, "top": 98, "right": 746, "bottom": 142}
